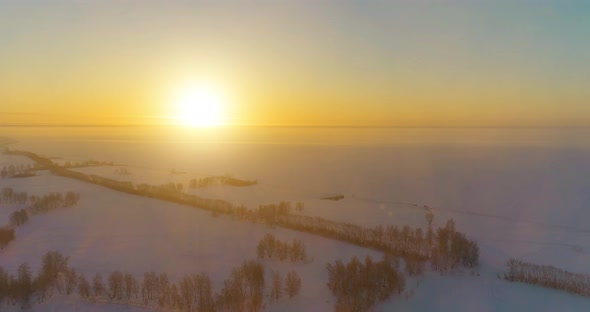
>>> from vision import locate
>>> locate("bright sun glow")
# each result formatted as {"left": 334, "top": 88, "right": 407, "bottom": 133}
{"left": 174, "top": 85, "right": 225, "bottom": 127}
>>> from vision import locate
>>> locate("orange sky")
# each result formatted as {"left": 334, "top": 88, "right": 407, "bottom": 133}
{"left": 1, "top": 1, "right": 589, "bottom": 127}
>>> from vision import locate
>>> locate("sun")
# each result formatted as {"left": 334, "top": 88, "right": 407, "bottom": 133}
{"left": 174, "top": 85, "right": 225, "bottom": 127}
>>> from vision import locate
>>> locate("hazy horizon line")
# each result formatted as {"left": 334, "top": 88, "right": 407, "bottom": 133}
{"left": 1, "top": 123, "right": 589, "bottom": 130}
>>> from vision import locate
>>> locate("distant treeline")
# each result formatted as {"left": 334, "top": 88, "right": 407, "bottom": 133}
{"left": 0, "top": 158, "right": 114, "bottom": 178}
{"left": 327, "top": 255, "right": 405, "bottom": 312}
{"left": 6, "top": 150, "right": 480, "bottom": 272}
{"left": 321, "top": 195, "right": 345, "bottom": 201}
{"left": 189, "top": 176, "right": 258, "bottom": 188}
{"left": 62, "top": 160, "right": 115, "bottom": 168}
{"left": 0, "top": 251, "right": 302, "bottom": 311}
{"left": 503, "top": 258, "right": 590, "bottom": 297}
{"left": 5, "top": 150, "right": 236, "bottom": 215}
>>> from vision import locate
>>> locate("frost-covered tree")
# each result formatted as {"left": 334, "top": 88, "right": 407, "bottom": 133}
{"left": 270, "top": 271, "right": 282, "bottom": 302}
{"left": 285, "top": 271, "right": 302, "bottom": 299}
{"left": 93, "top": 273, "right": 105, "bottom": 297}
{"left": 78, "top": 274, "right": 90, "bottom": 298}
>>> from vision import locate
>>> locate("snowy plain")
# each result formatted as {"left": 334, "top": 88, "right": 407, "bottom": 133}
{"left": 1, "top": 126, "right": 590, "bottom": 311}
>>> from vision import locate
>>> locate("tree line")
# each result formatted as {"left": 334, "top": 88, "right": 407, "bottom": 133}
{"left": 1, "top": 187, "right": 29, "bottom": 206}
{"left": 189, "top": 176, "right": 258, "bottom": 188}
{"left": 503, "top": 258, "right": 590, "bottom": 297}
{"left": 1, "top": 164, "right": 43, "bottom": 178}
{"left": 6, "top": 150, "right": 480, "bottom": 272}
{"left": 256, "top": 233, "right": 309, "bottom": 263}
{"left": 62, "top": 159, "right": 115, "bottom": 168}
{"left": 0, "top": 189, "right": 80, "bottom": 249}
{"left": 0, "top": 251, "right": 302, "bottom": 311}
{"left": 274, "top": 214, "right": 479, "bottom": 272}
{"left": 9, "top": 191, "right": 80, "bottom": 227}
{"left": 326, "top": 254, "right": 405, "bottom": 312}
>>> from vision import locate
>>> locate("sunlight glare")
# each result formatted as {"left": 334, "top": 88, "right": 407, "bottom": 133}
{"left": 174, "top": 85, "right": 225, "bottom": 127}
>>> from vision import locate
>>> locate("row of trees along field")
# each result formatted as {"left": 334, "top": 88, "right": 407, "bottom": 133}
{"left": 1, "top": 164, "right": 43, "bottom": 178}
{"left": 1, "top": 187, "right": 29, "bottom": 205}
{"left": 504, "top": 258, "right": 590, "bottom": 297}
{"left": 276, "top": 214, "right": 479, "bottom": 272}
{"left": 327, "top": 254, "right": 406, "bottom": 312}
{"left": 256, "top": 233, "right": 309, "bottom": 263}
{"left": 1, "top": 188, "right": 79, "bottom": 208}
{"left": 62, "top": 160, "right": 115, "bottom": 168}
{"left": 6, "top": 151, "right": 479, "bottom": 272}
{"left": 7, "top": 150, "right": 479, "bottom": 265}
{"left": 189, "top": 176, "right": 258, "bottom": 188}
{"left": 0, "top": 189, "right": 80, "bottom": 249}
{"left": 0, "top": 251, "right": 302, "bottom": 311}
{"left": 9, "top": 192, "right": 80, "bottom": 227}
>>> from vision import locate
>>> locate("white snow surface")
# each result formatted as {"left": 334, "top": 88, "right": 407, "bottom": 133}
{"left": 1, "top": 126, "right": 590, "bottom": 311}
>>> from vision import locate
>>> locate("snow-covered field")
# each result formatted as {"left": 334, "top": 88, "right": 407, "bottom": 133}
{"left": 2, "top": 126, "right": 590, "bottom": 311}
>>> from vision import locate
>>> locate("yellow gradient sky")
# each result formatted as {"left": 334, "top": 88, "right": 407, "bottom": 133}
{"left": 1, "top": 1, "right": 589, "bottom": 127}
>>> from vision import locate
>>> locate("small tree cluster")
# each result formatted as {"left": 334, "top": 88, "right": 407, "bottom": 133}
{"left": 284, "top": 271, "right": 302, "bottom": 299}
{"left": 138, "top": 271, "right": 215, "bottom": 311}
{"left": 216, "top": 260, "right": 265, "bottom": 311}
{"left": 29, "top": 192, "right": 80, "bottom": 214}
{"left": 9, "top": 209, "right": 29, "bottom": 226}
{"left": 504, "top": 258, "right": 590, "bottom": 297}
{"left": 0, "top": 263, "right": 34, "bottom": 308}
{"left": 327, "top": 255, "right": 405, "bottom": 312}
{"left": 0, "top": 187, "right": 28, "bottom": 205}
{"left": 404, "top": 255, "right": 426, "bottom": 276}
{"left": 0, "top": 227, "right": 15, "bottom": 249}
{"left": 256, "top": 233, "right": 309, "bottom": 262}
{"left": 431, "top": 219, "right": 479, "bottom": 272}
{"left": 0, "top": 252, "right": 72, "bottom": 308}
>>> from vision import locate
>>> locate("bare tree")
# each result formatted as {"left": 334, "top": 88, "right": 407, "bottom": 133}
{"left": 78, "top": 274, "right": 90, "bottom": 298}
{"left": 180, "top": 275, "right": 194, "bottom": 311}
{"left": 285, "top": 271, "right": 302, "bottom": 299}
{"left": 93, "top": 273, "right": 105, "bottom": 297}
{"left": 270, "top": 271, "right": 282, "bottom": 302}
{"left": 108, "top": 271, "right": 124, "bottom": 299}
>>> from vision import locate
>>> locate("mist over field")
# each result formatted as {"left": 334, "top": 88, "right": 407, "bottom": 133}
{"left": 1, "top": 126, "right": 590, "bottom": 311}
